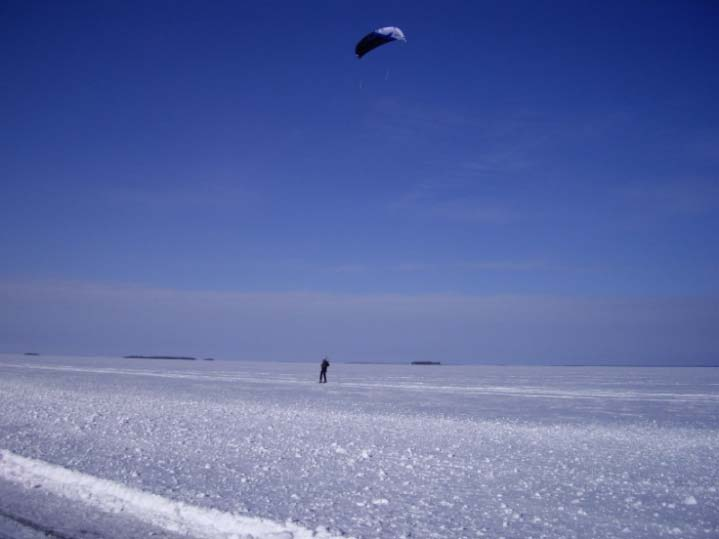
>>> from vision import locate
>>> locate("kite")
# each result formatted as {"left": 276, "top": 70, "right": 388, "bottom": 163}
{"left": 355, "top": 27, "right": 406, "bottom": 59}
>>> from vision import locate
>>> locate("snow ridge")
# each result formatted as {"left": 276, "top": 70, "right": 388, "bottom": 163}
{"left": 0, "top": 449, "right": 348, "bottom": 539}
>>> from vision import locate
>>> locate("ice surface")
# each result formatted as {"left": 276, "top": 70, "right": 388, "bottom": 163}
{"left": 1, "top": 354, "right": 717, "bottom": 538}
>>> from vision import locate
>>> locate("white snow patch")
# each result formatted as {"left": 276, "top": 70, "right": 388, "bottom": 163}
{"left": 0, "top": 450, "right": 348, "bottom": 539}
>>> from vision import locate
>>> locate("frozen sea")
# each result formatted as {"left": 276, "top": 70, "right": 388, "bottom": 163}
{"left": 0, "top": 354, "right": 717, "bottom": 539}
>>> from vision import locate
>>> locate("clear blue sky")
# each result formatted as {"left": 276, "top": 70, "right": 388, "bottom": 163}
{"left": 1, "top": 1, "right": 718, "bottom": 364}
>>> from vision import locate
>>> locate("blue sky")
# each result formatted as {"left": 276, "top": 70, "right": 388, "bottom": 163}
{"left": 1, "top": 1, "right": 718, "bottom": 364}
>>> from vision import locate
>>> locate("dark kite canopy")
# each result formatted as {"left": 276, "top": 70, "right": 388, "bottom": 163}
{"left": 355, "top": 27, "right": 406, "bottom": 59}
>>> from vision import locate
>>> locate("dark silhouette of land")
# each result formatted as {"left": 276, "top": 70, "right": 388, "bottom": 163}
{"left": 124, "top": 355, "right": 196, "bottom": 360}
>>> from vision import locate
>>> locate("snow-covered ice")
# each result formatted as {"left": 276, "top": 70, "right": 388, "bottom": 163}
{"left": 1, "top": 354, "right": 718, "bottom": 539}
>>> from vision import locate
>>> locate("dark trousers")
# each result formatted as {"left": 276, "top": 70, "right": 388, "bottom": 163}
{"left": 319, "top": 370, "right": 327, "bottom": 383}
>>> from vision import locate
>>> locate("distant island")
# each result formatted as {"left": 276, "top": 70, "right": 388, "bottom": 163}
{"left": 411, "top": 361, "right": 441, "bottom": 365}
{"left": 124, "top": 355, "right": 196, "bottom": 360}
{"left": 24, "top": 352, "right": 40, "bottom": 356}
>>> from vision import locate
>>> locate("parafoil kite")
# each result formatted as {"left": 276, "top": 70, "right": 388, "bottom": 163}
{"left": 355, "top": 27, "right": 406, "bottom": 59}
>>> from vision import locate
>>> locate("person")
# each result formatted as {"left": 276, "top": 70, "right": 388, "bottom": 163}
{"left": 319, "top": 357, "right": 330, "bottom": 383}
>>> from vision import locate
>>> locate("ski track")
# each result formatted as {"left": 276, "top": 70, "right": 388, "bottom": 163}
{"left": 1, "top": 355, "right": 718, "bottom": 539}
